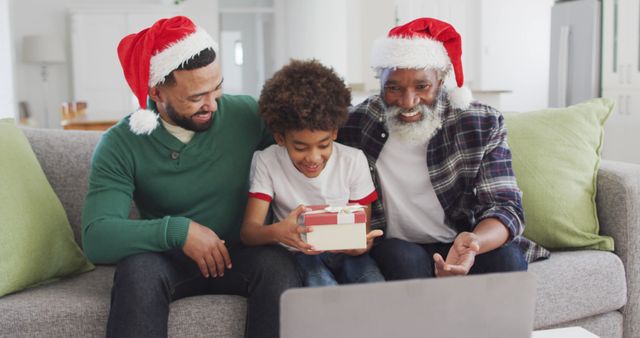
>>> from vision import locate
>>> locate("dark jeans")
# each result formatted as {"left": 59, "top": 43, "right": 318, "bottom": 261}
{"left": 370, "top": 238, "right": 527, "bottom": 281}
{"left": 295, "top": 252, "right": 384, "bottom": 286}
{"left": 106, "top": 244, "right": 302, "bottom": 338}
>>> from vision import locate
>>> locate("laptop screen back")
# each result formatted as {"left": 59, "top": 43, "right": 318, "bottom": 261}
{"left": 280, "top": 271, "right": 536, "bottom": 338}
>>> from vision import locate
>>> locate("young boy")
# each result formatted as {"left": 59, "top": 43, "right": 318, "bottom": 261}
{"left": 240, "top": 59, "right": 384, "bottom": 286}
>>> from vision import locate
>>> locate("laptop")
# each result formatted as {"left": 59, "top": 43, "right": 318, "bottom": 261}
{"left": 280, "top": 271, "right": 536, "bottom": 338}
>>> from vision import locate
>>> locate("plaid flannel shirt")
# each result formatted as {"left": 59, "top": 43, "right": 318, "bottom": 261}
{"left": 338, "top": 92, "right": 550, "bottom": 262}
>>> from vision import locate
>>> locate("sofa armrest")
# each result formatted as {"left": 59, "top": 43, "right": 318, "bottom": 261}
{"left": 596, "top": 159, "right": 640, "bottom": 338}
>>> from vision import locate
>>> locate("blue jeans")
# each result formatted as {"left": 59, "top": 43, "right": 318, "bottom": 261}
{"left": 295, "top": 252, "right": 384, "bottom": 287}
{"left": 106, "top": 244, "right": 302, "bottom": 338}
{"left": 370, "top": 238, "right": 527, "bottom": 280}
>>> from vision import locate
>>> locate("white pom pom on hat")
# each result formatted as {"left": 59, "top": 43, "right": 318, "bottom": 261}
{"left": 371, "top": 17, "right": 473, "bottom": 110}
{"left": 128, "top": 109, "right": 159, "bottom": 135}
{"left": 447, "top": 86, "right": 473, "bottom": 110}
{"left": 117, "top": 16, "right": 218, "bottom": 135}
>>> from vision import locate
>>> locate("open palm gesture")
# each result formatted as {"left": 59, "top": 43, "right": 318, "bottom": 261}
{"left": 433, "top": 232, "right": 480, "bottom": 277}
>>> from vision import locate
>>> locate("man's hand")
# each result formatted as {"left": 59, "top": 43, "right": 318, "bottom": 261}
{"left": 433, "top": 232, "right": 480, "bottom": 277}
{"left": 183, "top": 221, "right": 232, "bottom": 278}
{"left": 332, "top": 229, "right": 384, "bottom": 256}
{"left": 273, "top": 205, "right": 318, "bottom": 253}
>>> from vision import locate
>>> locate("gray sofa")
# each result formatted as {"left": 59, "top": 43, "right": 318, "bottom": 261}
{"left": 0, "top": 127, "right": 638, "bottom": 337}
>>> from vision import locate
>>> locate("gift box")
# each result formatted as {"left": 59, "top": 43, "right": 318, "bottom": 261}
{"left": 299, "top": 204, "right": 367, "bottom": 251}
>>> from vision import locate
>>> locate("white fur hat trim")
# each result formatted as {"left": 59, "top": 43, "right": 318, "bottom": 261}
{"left": 149, "top": 28, "right": 218, "bottom": 87}
{"left": 129, "top": 109, "right": 159, "bottom": 135}
{"left": 371, "top": 37, "right": 449, "bottom": 71}
{"left": 447, "top": 86, "right": 473, "bottom": 110}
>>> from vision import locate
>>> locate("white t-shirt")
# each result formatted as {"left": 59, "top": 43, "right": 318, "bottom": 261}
{"left": 376, "top": 134, "right": 457, "bottom": 243}
{"left": 249, "top": 142, "right": 377, "bottom": 222}
{"left": 160, "top": 118, "right": 195, "bottom": 144}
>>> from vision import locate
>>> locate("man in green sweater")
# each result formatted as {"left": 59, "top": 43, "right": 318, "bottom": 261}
{"left": 82, "top": 16, "right": 301, "bottom": 338}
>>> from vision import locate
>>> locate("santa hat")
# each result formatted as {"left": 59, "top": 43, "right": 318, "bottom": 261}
{"left": 371, "top": 17, "right": 472, "bottom": 110}
{"left": 117, "top": 16, "right": 218, "bottom": 135}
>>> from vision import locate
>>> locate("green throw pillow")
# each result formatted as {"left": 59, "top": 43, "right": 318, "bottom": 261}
{"left": 0, "top": 118, "right": 94, "bottom": 297}
{"left": 505, "top": 98, "right": 614, "bottom": 251}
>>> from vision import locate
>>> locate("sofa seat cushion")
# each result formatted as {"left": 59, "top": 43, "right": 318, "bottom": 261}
{"left": 530, "top": 250, "right": 626, "bottom": 328}
{"left": 0, "top": 266, "right": 247, "bottom": 338}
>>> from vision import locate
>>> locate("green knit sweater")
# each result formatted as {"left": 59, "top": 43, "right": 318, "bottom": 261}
{"left": 82, "top": 95, "right": 272, "bottom": 264}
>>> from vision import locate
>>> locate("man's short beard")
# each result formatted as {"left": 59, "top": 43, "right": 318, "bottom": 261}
{"left": 165, "top": 103, "right": 212, "bottom": 132}
{"left": 384, "top": 102, "right": 443, "bottom": 144}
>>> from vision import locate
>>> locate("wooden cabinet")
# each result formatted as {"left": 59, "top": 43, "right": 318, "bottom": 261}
{"left": 68, "top": 5, "right": 180, "bottom": 122}
{"left": 602, "top": 0, "right": 640, "bottom": 89}
{"left": 601, "top": 0, "right": 640, "bottom": 164}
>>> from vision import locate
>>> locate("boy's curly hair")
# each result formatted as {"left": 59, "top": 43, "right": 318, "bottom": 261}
{"left": 258, "top": 59, "right": 351, "bottom": 134}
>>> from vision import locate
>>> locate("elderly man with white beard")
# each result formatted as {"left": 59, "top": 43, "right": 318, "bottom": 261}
{"left": 338, "top": 17, "right": 549, "bottom": 280}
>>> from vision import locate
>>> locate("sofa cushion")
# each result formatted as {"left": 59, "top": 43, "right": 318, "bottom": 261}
{"left": 0, "top": 266, "right": 247, "bottom": 337}
{"left": 0, "top": 119, "right": 94, "bottom": 297}
{"left": 505, "top": 99, "right": 614, "bottom": 251}
{"left": 21, "top": 127, "right": 103, "bottom": 246}
{"left": 529, "top": 250, "right": 626, "bottom": 328}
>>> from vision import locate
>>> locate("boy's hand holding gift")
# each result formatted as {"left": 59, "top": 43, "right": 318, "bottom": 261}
{"left": 272, "top": 204, "right": 318, "bottom": 253}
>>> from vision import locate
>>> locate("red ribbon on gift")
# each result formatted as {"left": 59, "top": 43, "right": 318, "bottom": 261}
{"left": 300, "top": 204, "right": 366, "bottom": 226}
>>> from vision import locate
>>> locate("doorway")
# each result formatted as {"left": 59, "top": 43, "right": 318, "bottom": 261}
{"left": 219, "top": 1, "right": 276, "bottom": 98}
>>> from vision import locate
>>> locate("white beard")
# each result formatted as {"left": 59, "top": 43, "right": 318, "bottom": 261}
{"left": 383, "top": 103, "right": 443, "bottom": 144}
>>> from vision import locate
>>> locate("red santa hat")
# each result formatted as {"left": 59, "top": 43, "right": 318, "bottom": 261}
{"left": 371, "top": 17, "right": 472, "bottom": 110}
{"left": 117, "top": 16, "right": 218, "bottom": 135}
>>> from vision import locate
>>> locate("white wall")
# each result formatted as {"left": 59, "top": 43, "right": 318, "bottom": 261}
{"left": 279, "top": 0, "right": 394, "bottom": 98}
{"left": 479, "top": 0, "right": 554, "bottom": 112}
{"left": 0, "top": 0, "right": 16, "bottom": 119}
{"left": 346, "top": 0, "right": 363, "bottom": 87}
{"left": 282, "top": 0, "right": 349, "bottom": 81}
{"left": 220, "top": 13, "right": 260, "bottom": 97}
{"left": 181, "top": 0, "right": 219, "bottom": 44}
{"left": 358, "top": 0, "right": 396, "bottom": 93}
{"left": 282, "top": 0, "right": 394, "bottom": 93}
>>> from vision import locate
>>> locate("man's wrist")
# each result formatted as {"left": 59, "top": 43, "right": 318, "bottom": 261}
{"left": 167, "top": 216, "right": 191, "bottom": 248}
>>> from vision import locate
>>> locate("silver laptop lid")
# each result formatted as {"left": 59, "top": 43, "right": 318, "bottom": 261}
{"left": 281, "top": 271, "right": 536, "bottom": 338}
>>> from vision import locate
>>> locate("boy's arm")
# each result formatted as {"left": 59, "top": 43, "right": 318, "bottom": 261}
{"left": 243, "top": 150, "right": 312, "bottom": 249}
{"left": 240, "top": 197, "right": 275, "bottom": 245}
{"left": 240, "top": 198, "right": 314, "bottom": 251}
